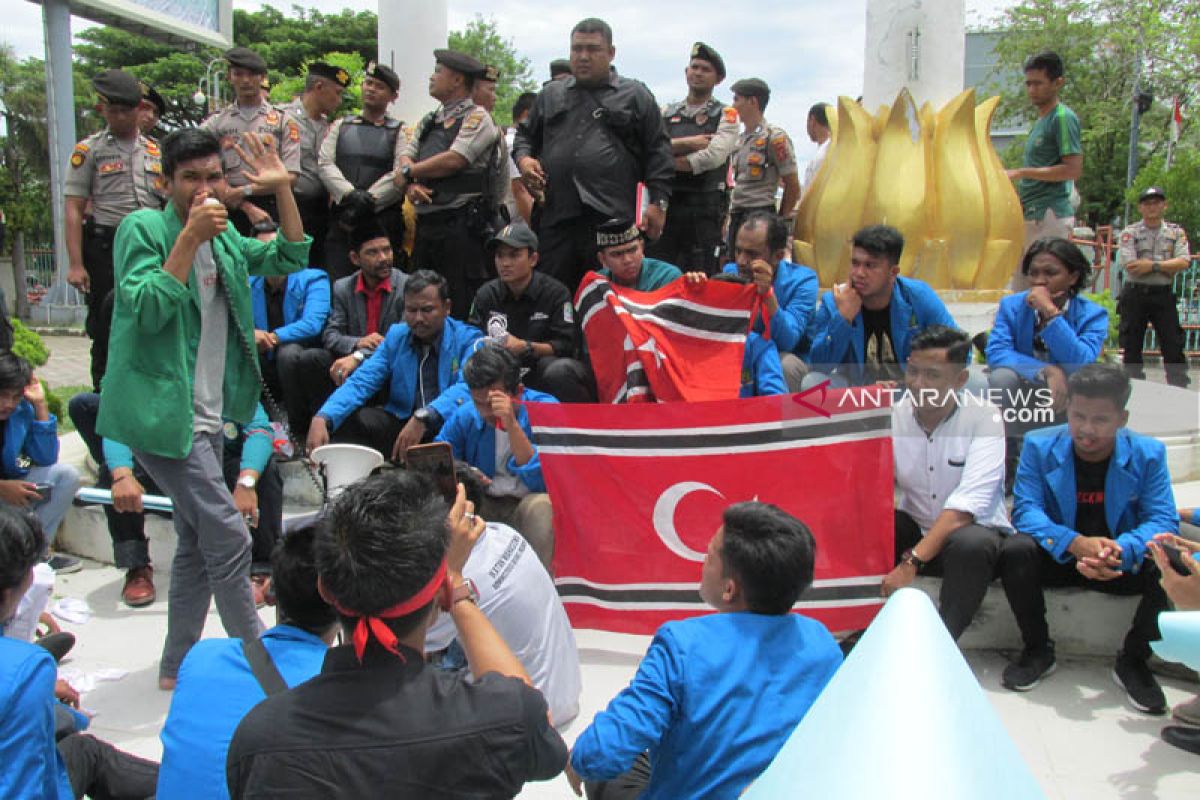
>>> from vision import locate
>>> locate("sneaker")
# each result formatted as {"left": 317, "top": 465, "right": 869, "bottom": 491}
{"left": 1002, "top": 642, "right": 1057, "bottom": 691}
{"left": 1172, "top": 693, "right": 1200, "bottom": 727}
{"left": 121, "top": 566, "right": 156, "bottom": 608}
{"left": 47, "top": 554, "right": 82, "bottom": 574}
{"left": 1162, "top": 725, "right": 1200, "bottom": 756}
{"left": 1112, "top": 651, "right": 1168, "bottom": 714}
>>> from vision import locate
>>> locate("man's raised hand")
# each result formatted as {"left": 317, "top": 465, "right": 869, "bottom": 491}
{"left": 233, "top": 132, "right": 291, "bottom": 194}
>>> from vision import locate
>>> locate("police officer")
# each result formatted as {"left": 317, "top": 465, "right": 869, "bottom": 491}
{"left": 1119, "top": 186, "right": 1192, "bottom": 387}
{"left": 201, "top": 46, "right": 302, "bottom": 234}
{"left": 396, "top": 49, "right": 500, "bottom": 319}
{"left": 281, "top": 62, "right": 350, "bottom": 269}
{"left": 139, "top": 82, "right": 166, "bottom": 137}
{"left": 472, "top": 64, "right": 517, "bottom": 228}
{"left": 548, "top": 58, "right": 572, "bottom": 83}
{"left": 65, "top": 69, "right": 166, "bottom": 390}
{"left": 645, "top": 42, "right": 739, "bottom": 274}
{"left": 318, "top": 61, "right": 407, "bottom": 281}
{"left": 727, "top": 78, "right": 800, "bottom": 258}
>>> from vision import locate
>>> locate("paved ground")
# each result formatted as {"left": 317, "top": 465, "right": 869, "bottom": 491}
{"left": 39, "top": 333, "right": 92, "bottom": 390}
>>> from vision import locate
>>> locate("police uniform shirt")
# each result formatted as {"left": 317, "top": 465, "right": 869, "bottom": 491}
{"left": 200, "top": 100, "right": 302, "bottom": 187}
{"left": 64, "top": 129, "right": 165, "bottom": 226}
{"left": 467, "top": 271, "right": 575, "bottom": 360}
{"left": 281, "top": 98, "right": 331, "bottom": 199}
{"left": 1119, "top": 220, "right": 1190, "bottom": 287}
{"left": 402, "top": 97, "right": 500, "bottom": 213}
{"left": 731, "top": 121, "right": 797, "bottom": 210}
{"left": 317, "top": 114, "right": 408, "bottom": 207}
{"left": 663, "top": 100, "right": 740, "bottom": 182}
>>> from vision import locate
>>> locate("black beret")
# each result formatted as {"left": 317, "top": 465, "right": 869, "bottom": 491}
{"left": 349, "top": 221, "right": 391, "bottom": 253}
{"left": 140, "top": 82, "right": 166, "bottom": 116}
{"left": 596, "top": 219, "right": 642, "bottom": 250}
{"left": 731, "top": 78, "right": 770, "bottom": 99}
{"left": 480, "top": 64, "right": 501, "bottom": 83}
{"left": 364, "top": 61, "right": 400, "bottom": 93}
{"left": 224, "top": 46, "right": 268, "bottom": 74}
{"left": 690, "top": 42, "right": 726, "bottom": 80}
{"left": 308, "top": 62, "right": 351, "bottom": 88}
{"left": 549, "top": 59, "right": 572, "bottom": 78}
{"left": 92, "top": 70, "right": 143, "bottom": 107}
{"left": 433, "top": 49, "right": 484, "bottom": 78}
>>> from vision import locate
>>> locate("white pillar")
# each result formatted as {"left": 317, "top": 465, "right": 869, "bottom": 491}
{"left": 43, "top": 0, "right": 75, "bottom": 295}
{"left": 863, "top": 0, "right": 964, "bottom": 110}
{"left": 378, "top": 0, "right": 447, "bottom": 125}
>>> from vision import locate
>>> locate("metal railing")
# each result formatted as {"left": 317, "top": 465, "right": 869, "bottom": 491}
{"left": 1108, "top": 248, "right": 1200, "bottom": 357}
{"left": 25, "top": 246, "right": 85, "bottom": 308}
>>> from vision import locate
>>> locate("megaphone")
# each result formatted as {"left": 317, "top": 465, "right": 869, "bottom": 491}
{"left": 310, "top": 444, "right": 385, "bottom": 498}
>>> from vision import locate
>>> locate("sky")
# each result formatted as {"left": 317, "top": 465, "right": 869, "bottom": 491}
{"left": 4, "top": 0, "right": 1018, "bottom": 160}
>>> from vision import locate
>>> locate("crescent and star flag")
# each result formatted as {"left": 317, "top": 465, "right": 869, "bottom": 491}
{"left": 527, "top": 387, "right": 894, "bottom": 635}
{"left": 575, "top": 271, "right": 760, "bottom": 403}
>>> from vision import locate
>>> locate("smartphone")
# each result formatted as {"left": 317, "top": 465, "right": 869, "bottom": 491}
{"left": 32, "top": 483, "right": 52, "bottom": 503}
{"left": 405, "top": 442, "right": 457, "bottom": 503}
{"left": 1161, "top": 544, "right": 1195, "bottom": 577}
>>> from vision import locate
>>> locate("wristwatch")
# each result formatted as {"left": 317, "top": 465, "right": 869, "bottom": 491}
{"left": 401, "top": 163, "right": 414, "bottom": 182}
{"left": 237, "top": 474, "right": 258, "bottom": 490}
{"left": 522, "top": 340, "right": 534, "bottom": 360}
{"left": 653, "top": 197, "right": 669, "bottom": 212}
{"left": 900, "top": 548, "right": 927, "bottom": 570}
{"left": 413, "top": 407, "right": 433, "bottom": 426}
{"left": 241, "top": 185, "right": 254, "bottom": 198}
{"left": 442, "top": 579, "right": 479, "bottom": 610}
{"left": 352, "top": 350, "right": 366, "bottom": 363}
{"left": 1152, "top": 260, "right": 1162, "bottom": 273}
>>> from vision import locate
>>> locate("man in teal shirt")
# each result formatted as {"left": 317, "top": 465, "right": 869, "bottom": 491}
{"left": 595, "top": 219, "right": 682, "bottom": 291}
{"left": 1005, "top": 51, "right": 1083, "bottom": 287}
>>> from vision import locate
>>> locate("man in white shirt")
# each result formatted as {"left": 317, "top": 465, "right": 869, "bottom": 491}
{"left": 883, "top": 326, "right": 1013, "bottom": 640}
{"left": 801, "top": 103, "right": 831, "bottom": 196}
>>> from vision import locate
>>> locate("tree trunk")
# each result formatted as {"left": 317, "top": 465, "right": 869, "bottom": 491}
{"left": 12, "top": 230, "right": 28, "bottom": 320}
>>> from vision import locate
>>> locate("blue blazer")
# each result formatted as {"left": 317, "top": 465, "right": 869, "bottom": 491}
{"left": 1013, "top": 425, "right": 1177, "bottom": 572}
{"left": 986, "top": 291, "right": 1108, "bottom": 381}
{"left": 318, "top": 317, "right": 484, "bottom": 430}
{"left": 249, "top": 269, "right": 330, "bottom": 346}
{"left": 722, "top": 260, "right": 818, "bottom": 355}
{"left": 740, "top": 333, "right": 786, "bottom": 398}
{"left": 807, "top": 276, "right": 957, "bottom": 382}
{"left": 1, "top": 401, "right": 59, "bottom": 479}
{"left": 435, "top": 387, "right": 557, "bottom": 493}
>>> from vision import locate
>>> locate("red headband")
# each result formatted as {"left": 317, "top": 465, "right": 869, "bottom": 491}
{"left": 331, "top": 560, "right": 450, "bottom": 662}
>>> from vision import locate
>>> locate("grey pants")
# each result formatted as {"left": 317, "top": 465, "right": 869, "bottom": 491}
{"left": 135, "top": 430, "right": 263, "bottom": 679}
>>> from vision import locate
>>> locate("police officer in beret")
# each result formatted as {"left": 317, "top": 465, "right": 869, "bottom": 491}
{"left": 396, "top": 49, "right": 501, "bottom": 319}
{"left": 472, "top": 64, "right": 518, "bottom": 228}
{"left": 139, "top": 81, "right": 166, "bottom": 136}
{"left": 65, "top": 69, "right": 167, "bottom": 389}
{"left": 201, "top": 46, "right": 302, "bottom": 235}
{"left": 318, "top": 61, "right": 408, "bottom": 280}
{"left": 727, "top": 77, "right": 800, "bottom": 259}
{"left": 280, "top": 62, "right": 350, "bottom": 269}
{"left": 548, "top": 58, "right": 572, "bottom": 83}
{"left": 1119, "top": 186, "right": 1193, "bottom": 387}
{"left": 646, "top": 42, "right": 739, "bottom": 274}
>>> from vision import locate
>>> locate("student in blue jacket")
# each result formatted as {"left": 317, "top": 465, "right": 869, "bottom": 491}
{"left": 807, "top": 225, "right": 957, "bottom": 386}
{"left": 1000, "top": 364, "right": 1173, "bottom": 714}
{"left": 703, "top": 272, "right": 787, "bottom": 397}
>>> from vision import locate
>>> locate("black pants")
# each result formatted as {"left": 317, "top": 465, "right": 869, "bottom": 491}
{"left": 81, "top": 224, "right": 116, "bottom": 390}
{"left": 644, "top": 192, "right": 727, "bottom": 274}
{"left": 58, "top": 732, "right": 159, "bottom": 800}
{"left": 411, "top": 207, "right": 489, "bottom": 320}
{"left": 585, "top": 752, "right": 652, "bottom": 800}
{"left": 894, "top": 511, "right": 1006, "bottom": 640}
{"left": 1119, "top": 285, "right": 1190, "bottom": 387}
{"left": 537, "top": 209, "right": 610, "bottom": 297}
{"left": 999, "top": 532, "right": 1169, "bottom": 659}
{"left": 259, "top": 343, "right": 331, "bottom": 439}
{"left": 324, "top": 202, "right": 407, "bottom": 282}
{"left": 332, "top": 407, "right": 408, "bottom": 455}
{"left": 726, "top": 204, "right": 775, "bottom": 260}
{"left": 295, "top": 194, "right": 330, "bottom": 271}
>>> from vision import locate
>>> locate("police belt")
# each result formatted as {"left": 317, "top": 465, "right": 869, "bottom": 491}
{"left": 1122, "top": 283, "right": 1173, "bottom": 295}
{"left": 83, "top": 219, "right": 117, "bottom": 241}
{"left": 427, "top": 171, "right": 487, "bottom": 201}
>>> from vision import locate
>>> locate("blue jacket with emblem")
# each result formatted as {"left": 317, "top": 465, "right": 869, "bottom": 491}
{"left": 435, "top": 388, "right": 557, "bottom": 493}
{"left": 722, "top": 260, "right": 818, "bottom": 355}
{"left": 249, "top": 269, "right": 330, "bottom": 346}
{"left": 986, "top": 291, "right": 1108, "bottom": 381}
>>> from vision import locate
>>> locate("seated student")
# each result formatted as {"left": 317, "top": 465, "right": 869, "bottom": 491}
{"left": 157, "top": 525, "right": 337, "bottom": 799}
{"left": 248, "top": 223, "right": 331, "bottom": 438}
{"left": 426, "top": 464, "right": 582, "bottom": 727}
{"left": 307, "top": 270, "right": 484, "bottom": 461}
{"left": 468, "top": 221, "right": 583, "bottom": 401}
{"left": 568, "top": 501, "right": 843, "bottom": 799}
{"left": 595, "top": 219, "right": 682, "bottom": 291}
{"left": 807, "top": 224, "right": 957, "bottom": 386}
{"left": 0, "top": 353, "right": 80, "bottom": 572}
{"left": 0, "top": 507, "right": 158, "bottom": 799}
{"left": 706, "top": 272, "right": 787, "bottom": 397}
{"left": 1000, "top": 364, "right": 1174, "bottom": 713}
{"left": 986, "top": 236, "right": 1109, "bottom": 482}
{"left": 226, "top": 471, "right": 568, "bottom": 797}
{"left": 882, "top": 326, "right": 1012, "bottom": 639}
{"left": 435, "top": 344, "right": 556, "bottom": 569}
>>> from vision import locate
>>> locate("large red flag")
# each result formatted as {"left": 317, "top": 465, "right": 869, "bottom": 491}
{"left": 576, "top": 272, "right": 758, "bottom": 403}
{"left": 528, "top": 388, "right": 894, "bottom": 635}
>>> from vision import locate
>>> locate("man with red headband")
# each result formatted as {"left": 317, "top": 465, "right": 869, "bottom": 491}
{"left": 225, "top": 471, "right": 567, "bottom": 797}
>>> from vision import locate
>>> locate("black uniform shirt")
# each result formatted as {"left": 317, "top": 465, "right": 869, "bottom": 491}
{"left": 468, "top": 272, "right": 576, "bottom": 361}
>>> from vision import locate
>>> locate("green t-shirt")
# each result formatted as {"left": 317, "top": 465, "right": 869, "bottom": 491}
{"left": 1018, "top": 103, "right": 1082, "bottom": 220}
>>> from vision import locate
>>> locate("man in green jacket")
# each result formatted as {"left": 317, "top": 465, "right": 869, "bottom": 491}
{"left": 98, "top": 127, "right": 309, "bottom": 689}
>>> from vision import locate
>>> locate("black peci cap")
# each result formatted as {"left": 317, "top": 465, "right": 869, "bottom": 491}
{"left": 596, "top": 219, "right": 642, "bottom": 250}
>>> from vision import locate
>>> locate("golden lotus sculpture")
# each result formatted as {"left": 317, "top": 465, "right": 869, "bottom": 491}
{"left": 794, "top": 89, "right": 1023, "bottom": 297}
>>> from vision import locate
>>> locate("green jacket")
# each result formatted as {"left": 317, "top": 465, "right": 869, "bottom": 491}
{"left": 97, "top": 205, "right": 310, "bottom": 459}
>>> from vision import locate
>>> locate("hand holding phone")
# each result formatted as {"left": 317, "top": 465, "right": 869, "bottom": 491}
{"left": 405, "top": 442, "right": 457, "bottom": 503}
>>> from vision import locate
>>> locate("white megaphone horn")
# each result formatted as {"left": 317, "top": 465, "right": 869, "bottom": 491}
{"left": 310, "top": 444, "right": 385, "bottom": 498}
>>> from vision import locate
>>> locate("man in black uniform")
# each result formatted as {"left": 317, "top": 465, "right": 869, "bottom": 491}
{"left": 397, "top": 49, "right": 501, "bottom": 319}
{"left": 513, "top": 17, "right": 674, "bottom": 295}
{"left": 646, "top": 42, "right": 739, "bottom": 275}
{"left": 318, "top": 61, "right": 407, "bottom": 280}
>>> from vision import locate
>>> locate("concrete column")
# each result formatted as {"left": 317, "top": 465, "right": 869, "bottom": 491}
{"left": 42, "top": 0, "right": 75, "bottom": 296}
{"left": 863, "top": 0, "right": 965, "bottom": 110}
{"left": 378, "top": 0, "right": 447, "bottom": 126}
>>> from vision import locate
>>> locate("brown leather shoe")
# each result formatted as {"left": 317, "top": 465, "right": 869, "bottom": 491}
{"left": 122, "top": 566, "right": 156, "bottom": 607}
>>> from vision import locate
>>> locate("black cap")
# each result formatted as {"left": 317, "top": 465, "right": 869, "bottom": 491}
{"left": 1139, "top": 186, "right": 1166, "bottom": 202}
{"left": 92, "top": 69, "right": 143, "bottom": 107}
{"left": 308, "top": 62, "right": 351, "bottom": 88}
{"left": 364, "top": 61, "right": 400, "bottom": 93}
{"left": 434, "top": 49, "right": 485, "bottom": 78}
{"left": 596, "top": 219, "right": 642, "bottom": 250}
{"left": 349, "top": 222, "right": 391, "bottom": 253}
{"left": 480, "top": 64, "right": 501, "bottom": 83}
{"left": 550, "top": 59, "right": 572, "bottom": 78}
{"left": 141, "top": 81, "right": 166, "bottom": 116}
{"left": 690, "top": 42, "right": 726, "bottom": 80}
{"left": 731, "top": 77, "right": 770, "bottom": 101}
{"left": 488, "top": 221, "right": 538, "bottom": 251}
{"left": 224, "top": 46, "right": 268, "bottom": 75}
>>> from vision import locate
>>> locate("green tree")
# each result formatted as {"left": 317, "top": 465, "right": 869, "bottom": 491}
{"left": 269, "top": 51, "right": 364, "bottom": 118}
{"left": 448, "top": 15, "right": 537, "bottom": 127}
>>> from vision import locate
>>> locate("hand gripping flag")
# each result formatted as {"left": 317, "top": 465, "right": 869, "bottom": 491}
{"left": 576, "top": 272, "right": 758, "bottom": 403}
{"left": 527, "top": 387, "right": 895, "bottom": 635}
